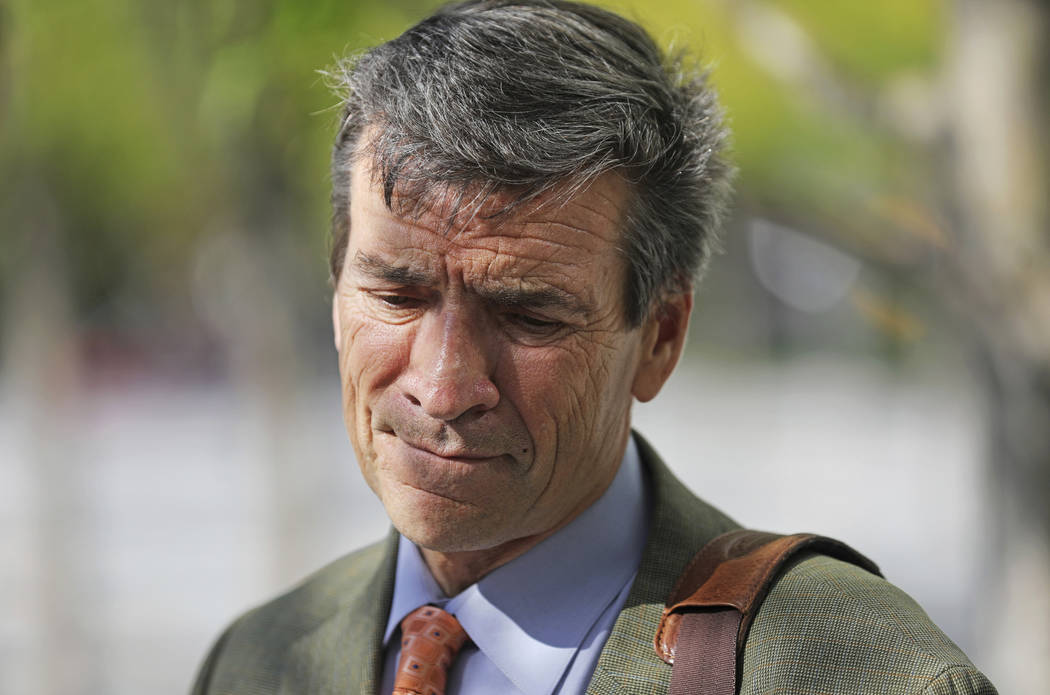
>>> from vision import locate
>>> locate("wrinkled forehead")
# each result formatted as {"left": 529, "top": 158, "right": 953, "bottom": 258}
{"left": 348, "top": 154, "right": 632, "bottom": 250}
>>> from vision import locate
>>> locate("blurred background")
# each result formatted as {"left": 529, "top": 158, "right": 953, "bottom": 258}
{"left": 1, "top": 0, "right": 1047, "bottom": 693}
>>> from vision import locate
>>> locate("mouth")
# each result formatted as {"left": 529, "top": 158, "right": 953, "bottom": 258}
{"left": 395, "top": 434, "right": 505, "bottom": 463}
{"left": 372, "top": 415, "right": 514, "bottom": 460}
{"left": 370, "top": 425, "right": 525, "bottom": 503}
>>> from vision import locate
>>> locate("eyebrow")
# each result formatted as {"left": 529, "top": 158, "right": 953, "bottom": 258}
{"left": 351, "top": 252, "right": 435, "bottom": 286}
{"left": 352, "top": 251, "right": 594, "bottom": 316}
{"left": 475, "top": 284, "right": 591, "bottom": 316}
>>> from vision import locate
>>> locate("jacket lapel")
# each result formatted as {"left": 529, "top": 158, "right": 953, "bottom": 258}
{"left": 279, "top": 529, "right": 399, "bottom": 695}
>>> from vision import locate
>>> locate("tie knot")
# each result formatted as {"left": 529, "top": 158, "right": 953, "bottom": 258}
{"left": 393, "top": 606, "right": 469, "bottom": 695}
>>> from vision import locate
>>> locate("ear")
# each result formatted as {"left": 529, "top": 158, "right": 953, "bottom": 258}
{"left": 631, "top": 289, "right": 693, "bottom": 403}
{"left": 332, "top": 293, "right": 342, "bottom": 352}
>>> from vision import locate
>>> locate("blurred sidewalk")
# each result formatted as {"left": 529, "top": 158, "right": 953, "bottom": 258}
{"left": 0, "top": 356, "right": 1017, "bottom": 694}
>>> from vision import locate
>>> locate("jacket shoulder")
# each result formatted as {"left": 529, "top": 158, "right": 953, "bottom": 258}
{"left": 742, "top": 553, "right": 997, "bottom": 694}
{"left": 192, "top": 534, "right": 396, "bottom": 695}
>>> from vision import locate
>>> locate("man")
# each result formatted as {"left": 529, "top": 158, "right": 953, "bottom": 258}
{"left": 193, "top": 1, "right": 996, "bottom": 693}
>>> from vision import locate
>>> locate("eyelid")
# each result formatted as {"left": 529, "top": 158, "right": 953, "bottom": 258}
{"left": 503, "top": 311, "right": 565, "bottom": 334}
{"left": 511, "top": 312, "right": 558, "bottom": 325}
{"left": 366, "top": 288, "right": 427, "bottom": 308}
{"left": 377, "top": 294, "right": 416, "bottom": 306}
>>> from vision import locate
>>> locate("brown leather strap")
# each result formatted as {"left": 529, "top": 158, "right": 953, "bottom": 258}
{"left": 656, "top": 530, "right": 881, "bottom": 694}
{"left": 669, "top": 609, "right": 739, "bottom": 695}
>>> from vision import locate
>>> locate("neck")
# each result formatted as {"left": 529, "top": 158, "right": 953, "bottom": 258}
{"left": 419, "top": 530, "right": 556, "bottom": 596}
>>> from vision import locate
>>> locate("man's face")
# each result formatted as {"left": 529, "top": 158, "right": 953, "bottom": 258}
{"left": 333, "top": 161, "right": 667, "bottom": 553}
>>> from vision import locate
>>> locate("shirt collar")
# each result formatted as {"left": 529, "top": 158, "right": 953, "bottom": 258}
{"left": 383, "top": 436, "right": 649, "bottom": 695}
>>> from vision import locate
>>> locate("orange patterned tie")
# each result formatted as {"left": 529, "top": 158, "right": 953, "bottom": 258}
{"left": 392, "top": 605, "right": 470, "bottom": 695}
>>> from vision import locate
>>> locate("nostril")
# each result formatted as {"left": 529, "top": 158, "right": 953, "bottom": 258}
{"left": 406, "top": 393, "right": 421, "bottom": 407}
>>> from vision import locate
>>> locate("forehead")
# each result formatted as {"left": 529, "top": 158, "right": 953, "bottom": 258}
{"left": 346, "top": 160, "right": 631, "bottom": 292}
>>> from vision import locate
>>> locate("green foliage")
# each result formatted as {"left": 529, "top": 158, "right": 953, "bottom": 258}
{"left": 606, "top": 0, "right": 940, "bottom": 255}
{"left": 775, "top": 0, "right": 944, "bottom": 82}
{"left": 1, "top": 0, "right": 942, "bottom": 332}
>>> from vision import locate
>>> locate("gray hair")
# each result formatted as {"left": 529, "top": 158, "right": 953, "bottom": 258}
{"left": 327, "top": 0, "right": 734, "bottom": 326}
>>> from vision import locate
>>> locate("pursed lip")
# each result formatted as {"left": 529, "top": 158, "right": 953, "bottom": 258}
{"left": 389, "top": 431, "right": 505, "bottom": 462}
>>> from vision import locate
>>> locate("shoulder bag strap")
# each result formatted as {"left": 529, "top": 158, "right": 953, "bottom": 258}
{"left": 654, "top": 529, "right": 881, "bottom": 695}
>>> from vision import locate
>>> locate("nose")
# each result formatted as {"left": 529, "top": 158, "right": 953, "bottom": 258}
{"left": 400, "top": 306, "right": 500, "bottom": 421}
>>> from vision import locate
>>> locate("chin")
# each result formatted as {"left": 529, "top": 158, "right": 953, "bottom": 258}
{"left": 397, "top": 521, "right": 499, "bottom": 554}
{"left": 387, "top": 499, "right": 508, "bottom": 554}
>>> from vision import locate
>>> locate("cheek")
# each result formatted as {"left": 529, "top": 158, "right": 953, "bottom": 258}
{"left": 340, "top": 313, "right": 411, "bottom": 423}
{"left": 499, "top": 340, "right": 613, "bottom": 442}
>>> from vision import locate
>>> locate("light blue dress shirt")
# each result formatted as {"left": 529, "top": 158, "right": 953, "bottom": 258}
{"left": 380, "top": 436, "right": 650, "bottom": 695}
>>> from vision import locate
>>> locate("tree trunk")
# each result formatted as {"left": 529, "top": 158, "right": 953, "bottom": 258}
{"left": 945, "top": 1, "right": 1050, "bottom": 691}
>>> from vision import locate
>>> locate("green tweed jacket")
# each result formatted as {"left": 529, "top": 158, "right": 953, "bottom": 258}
{"left": 192, "top": 437, "right": 996, "bottom": 694}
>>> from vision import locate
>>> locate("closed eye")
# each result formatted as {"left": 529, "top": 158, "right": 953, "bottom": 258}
{"left": 505, "top": 312, "right": 562, "bottom": 331}
{"left": 378, "top": 294, "right": 414, "bottom": 306}
{"left": 371, "top": 293, "right": 423, "bottom": 309}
